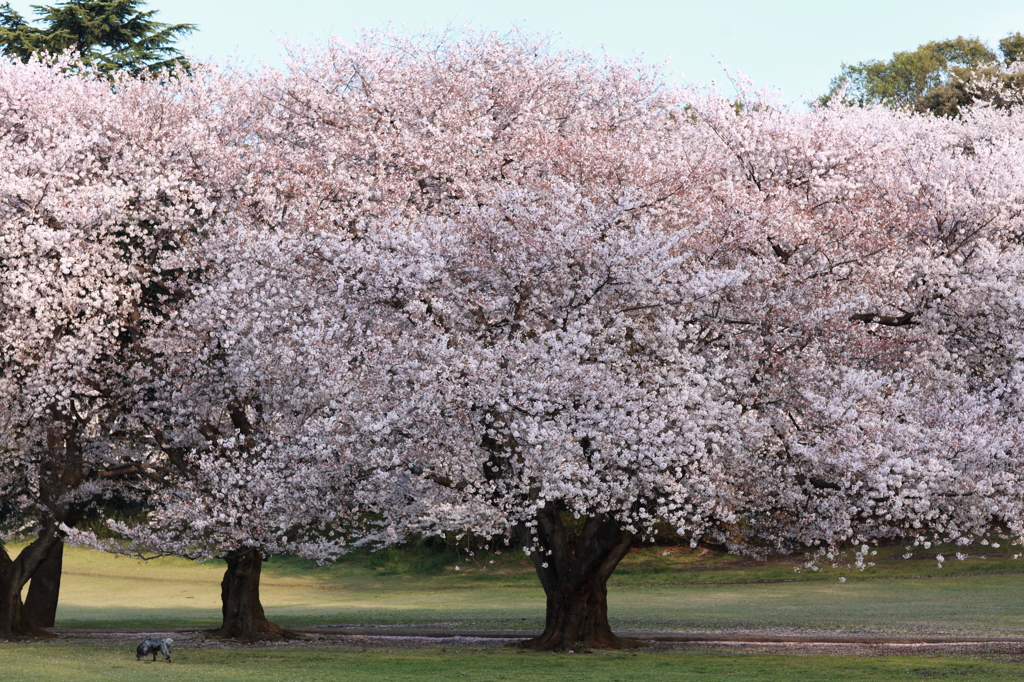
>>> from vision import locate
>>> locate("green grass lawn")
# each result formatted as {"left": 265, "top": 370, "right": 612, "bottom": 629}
{"left": 2, "top": 644, "right": 1023, "bottom": 682}
{"left": 7, "top": 543, "right": 1024, "bottom": 682}
{"left": 17, "top": 542, "right": 1024, "bottom": 637}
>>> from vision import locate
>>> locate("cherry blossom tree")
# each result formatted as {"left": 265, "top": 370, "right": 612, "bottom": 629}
{"left": 0, "top": 54, "right": 240, "bottom": 638}
{"left": 197, "top": 34, "right": 827, "bottom": 650}
{"left": 105, "top": 220, "right": 371, "bottom": 641}
{"left": 681, "top": 84, "right": 1024, "bottom": 558}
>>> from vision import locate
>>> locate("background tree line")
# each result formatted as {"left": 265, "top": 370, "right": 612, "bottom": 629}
{"left": 822, "top": 32, "right": 1024, "bottom": 116}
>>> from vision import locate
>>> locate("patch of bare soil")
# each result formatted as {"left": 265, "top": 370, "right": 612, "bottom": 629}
{"left": 45, "top": 627, "right": 524, "bottom": 648}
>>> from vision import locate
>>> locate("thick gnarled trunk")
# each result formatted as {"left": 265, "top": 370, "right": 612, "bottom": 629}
{"left": 24, "top": 540, "right": 63, "bottom": 629}
{"left": 0, "top": 528, "right": 61, "bottom": 639}
{"left": 0, "top": 548, "right": 29, "bottom": 641}
{"left": 206, "top": 547, "right": 289, "bottom": 641}
{"left": 519, "top": 507, "right": 642, "bottom": 651}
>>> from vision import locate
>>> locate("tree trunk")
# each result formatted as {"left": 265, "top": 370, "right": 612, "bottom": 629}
{"left": 206, "top": 547, "right": 290, "bottom": 641}
{"left": 0, "top": 529, "right": 61, "bottom": 639}
{"left": 0, "top": 545, "right": 28, "bottom": 641}
{"left": 24, "top": 540, "right": 63, "bottom": 629}
{"left": 518, "top": 506, "right": 643, "bottom": 651}
{"left": 3, "top": 421, "right": 85, "bottom": 639}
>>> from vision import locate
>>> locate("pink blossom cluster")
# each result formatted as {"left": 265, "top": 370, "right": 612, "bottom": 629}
{"left": 3, "top": 32, "right": 1024, "bottom": 567}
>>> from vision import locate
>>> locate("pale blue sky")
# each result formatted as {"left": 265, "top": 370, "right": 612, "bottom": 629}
{"left": 6, "top": 1, "right": 1024, "bottom": 100}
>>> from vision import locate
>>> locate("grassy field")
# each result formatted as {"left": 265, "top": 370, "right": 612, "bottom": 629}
{"left": 16, "top": 541, "right": 1024, "bottom": 637}
{"left": 2, "top": 644, "right": 1024, "bottom": 682}
{"left": 6, "top": 543, "right": 1024, "bottom": 681}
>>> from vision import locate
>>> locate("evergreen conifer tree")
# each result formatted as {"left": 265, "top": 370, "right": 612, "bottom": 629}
{"left": 0, "top": 0, "right": 195, "bottom": 74}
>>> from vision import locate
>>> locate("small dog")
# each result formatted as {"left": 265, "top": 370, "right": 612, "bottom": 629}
{"left": 136, "top": 637, "right": 173, "bottom": 662}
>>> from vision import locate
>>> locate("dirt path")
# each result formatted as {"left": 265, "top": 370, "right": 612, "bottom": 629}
{"left": 37, "top": 627, "right": 1024, "bottom": 658}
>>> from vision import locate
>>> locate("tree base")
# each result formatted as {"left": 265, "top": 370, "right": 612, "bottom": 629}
{"left": 514, "top": 632, "right": 648, "bottom": 652}
{"left": 200, "top": 623, "right": 301, "bottom": 643}
{"left": 0, "top": 624, "right": 58, "bottom": 641}
{"left": 209, "top": 548, "right": 302, "bottom": 642}
{"left": 27, "top": 625, "right": 57, "bottom": 639}
{"left": 517, "top": 508, "right": 644, "bottom": 652}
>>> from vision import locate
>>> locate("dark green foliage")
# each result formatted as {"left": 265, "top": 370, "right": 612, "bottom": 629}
{"left": 822, "top": 32, "right": 1024, "bottom": 116}
{"left": 0, "top": 0, "right": 195, "bottom": 74}
{"left": 348, "top": 534, "right": 501, "bottom": 575}
{"left": 999, "top": 32, "right": 1024, "bottom": 64}
{"left": 364, "top": 545, "right": 463, "bottom": 574}
{"left": 822, "top": 36, "right": 995, "bottom": 110}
